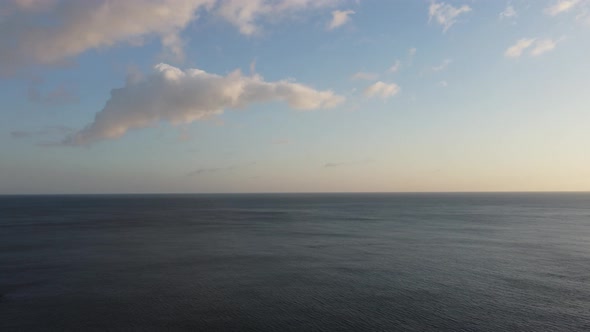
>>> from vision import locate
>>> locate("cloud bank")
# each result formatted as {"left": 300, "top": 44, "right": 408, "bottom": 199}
{"left": 63, "top": 63, "right": 344, "bottom": 145}
{"left": 0, "top": 0, "right": 341, "bottom": 73}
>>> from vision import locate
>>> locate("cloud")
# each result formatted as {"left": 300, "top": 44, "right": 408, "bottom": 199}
{"left": 432, "top": 59, "right": 452, "bottom": 72}
{"left": 324, "top": 158, "right": 372, "bottom": 168}
{"left": 544, "top": 0, "right": 582, "bottom": 16}
{"left": 188, "top": 166, "right": 233, "bottom": 176}
{"left": 10, "top": 125, "right": 74, "bottom": 139}
{"left": 351, "top": 72, "right": 378, "bottom": 80}
{"left": 216, "top": 0, "right": 341, "bottom": 35}
{"left": 327, "top": 9, "right": 354, "bottom": 30}
{"left": 438, "top": 80, "right": 448, "bottom": 87}
{"left": 505, "top": 38, "right": 560, "bottom": 58}
{"left": 499, "top": 4, "right": 517, "bottom": 19}
{"left": 188, "top": 161, "right": 256, "bottom": 176}
{"left": 389, "top": 60, "right": 401, "bottom": 73}
{"left": 364, "top": 81, "right": 400, "bottom": 99}
{"left": 530, "top": 38, "right": 558, "bottom": 56}
{"left": 428, "top": 1, "right": 472, "bottom": 32}
{"left": 504, "top": 38, "right": 535, "bottom": 57}
{"left": 62, "top": 63, "right": 344, "bottom": 145}
{"left": 0, "top": 0, "right": 342, "bottom": 73}
{"left": 0, "top": 0, "right": 219, "bottom": 73}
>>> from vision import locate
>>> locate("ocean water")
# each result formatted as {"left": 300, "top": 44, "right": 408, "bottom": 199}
{"left": 1, "top": 193, "right": 590, "bottom": 331}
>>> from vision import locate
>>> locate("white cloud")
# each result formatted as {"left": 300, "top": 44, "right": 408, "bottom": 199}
{"left": 428, "top": 1, "right": 472, "bottom": 32}
{"left": 544, "top": 0, "right": 582, "bottom": 16}
{"left": 0, "top": 0, "right": 342, "bottom": 73}
{"left": 505, "top": 38, "right": 560, "bottom": 58}
{"left": 63, "top": 63, "right": 344, "bottom": 145}
{"left": 327, "top": 9, "right": 354, "bottom": 30}
{"left": 217, "top": 0, "right": 340, "bottom": 35}
{"left": 504, "top": 38, "right": 535, "bottom": 57}
{"left": 408, "top": 48, "right": 417, "bottom": 57}
{"left": 351, "top": 72, "right": 378, "bottom": 80}
{"left": 438, "top": 80, "right": 448, "bottom": 87}
{"left": 499, "top": 4, "right": 517, "bottom": 19}
{"left": 530, "top": 38, "right": 558, "bottom": 56}
{"left": 364, "top": 81, "right": 400, "bottom": 99}
{"left": 389, "top": 60, "right": 401, "bottom": 73}
{"left": 432, "top": 59, "right": 452, "bottom": 72}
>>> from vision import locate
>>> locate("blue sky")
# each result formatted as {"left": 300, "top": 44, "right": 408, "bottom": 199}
{"left": 1, "top": 0, "right": 589, "bottom": 194}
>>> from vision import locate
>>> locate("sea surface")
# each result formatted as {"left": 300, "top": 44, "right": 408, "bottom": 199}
{"left": 1, "top": 193, "right": 590, "bottom": 331}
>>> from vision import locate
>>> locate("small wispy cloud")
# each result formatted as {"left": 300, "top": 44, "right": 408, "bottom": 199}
{"left": 389, "top": 60, "right": 401, "bottom": 73}
{"left": 188, "top": 162, "right": 256, "bottom": 176}
{"left": 438, "top": 80, "right": 448, "bottom": 87}
{"left": 505, "top": 38, "right": 561, "bottom": 58}
{"left": 328, "top": 9, "right": 355, "bottom": 30}
{"left": 428, "top": 1, "right": 472, "bottom": 32}
{"left": 364, "top": 81, "right": 400, "bottom": 99}
{"left": 504, "top": 38, "right": 535, "bottom": 57}
{"left": 499, "top": 4, "right": 518, "bottom": 20}
{"left": 544, "top": 0, "right": 582, "bottom": 16}
{"left": 324, "top": 158, "right": 373, "bottom": 168}
{"left": 530, "top": 38, "right": 559, "bottom": 56}
{"left": 432, "top": 59, "right": 452, "bottom": 72}
{"left": 351, "top": 72, "right": 379, "bottom": 81}
{"left": 10, "top": 126, "right": 75, "bottom": 140}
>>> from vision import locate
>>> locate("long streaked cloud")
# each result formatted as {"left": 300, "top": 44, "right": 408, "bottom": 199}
{"left": 505, "top": 38, "right": 560, "bottom": 58}
{"left": 327, "top": 9, "right": 354, "bottom": 30}
{"left": 364, "top": 81, "right": 400, "bottom": 99}
{"left": 10, "top": 125, "right": 74, "bottom": 139}
{"left": 188, "top": 161, "right": 256, "bottom": 176}
{"left": 217, "top": 0, "right": 340, "bottom": 35}
{"left": 504, "top": 38, "right": 536, "bottom": 57}
{"left": 428, "top": 1, "right": 472, "bottom": 32}
{"left": 62, "top": 63, "right": 344, "bottom": 145}
{"left": 0, "top": 0, "right": 342, "bottom": 74}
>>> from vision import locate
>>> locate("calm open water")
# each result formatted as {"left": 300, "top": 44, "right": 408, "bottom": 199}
{"left": 1, "top": 193, "right": 590, "bottom": 331}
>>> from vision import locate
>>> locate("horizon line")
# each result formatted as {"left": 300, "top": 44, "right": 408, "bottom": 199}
{"left": 1, "top": 190, "right": 589, "bottom": 196}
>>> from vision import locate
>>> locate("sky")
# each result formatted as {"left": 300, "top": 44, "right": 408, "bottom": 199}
{"left": 1, "top": 0, "right": 589, "bottom": 194}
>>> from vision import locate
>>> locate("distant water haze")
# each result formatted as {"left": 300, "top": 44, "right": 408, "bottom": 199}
{"left": 1, "top": 193, "right": 590, "bottom": 331}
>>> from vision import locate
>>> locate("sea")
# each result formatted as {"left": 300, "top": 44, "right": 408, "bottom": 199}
{"left": 1, "top": 193, "right": 589, "bottom": 331}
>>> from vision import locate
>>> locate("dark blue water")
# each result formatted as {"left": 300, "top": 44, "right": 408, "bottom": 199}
{"left": 1, "top": 193, "right": 590, "bottom": 331}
